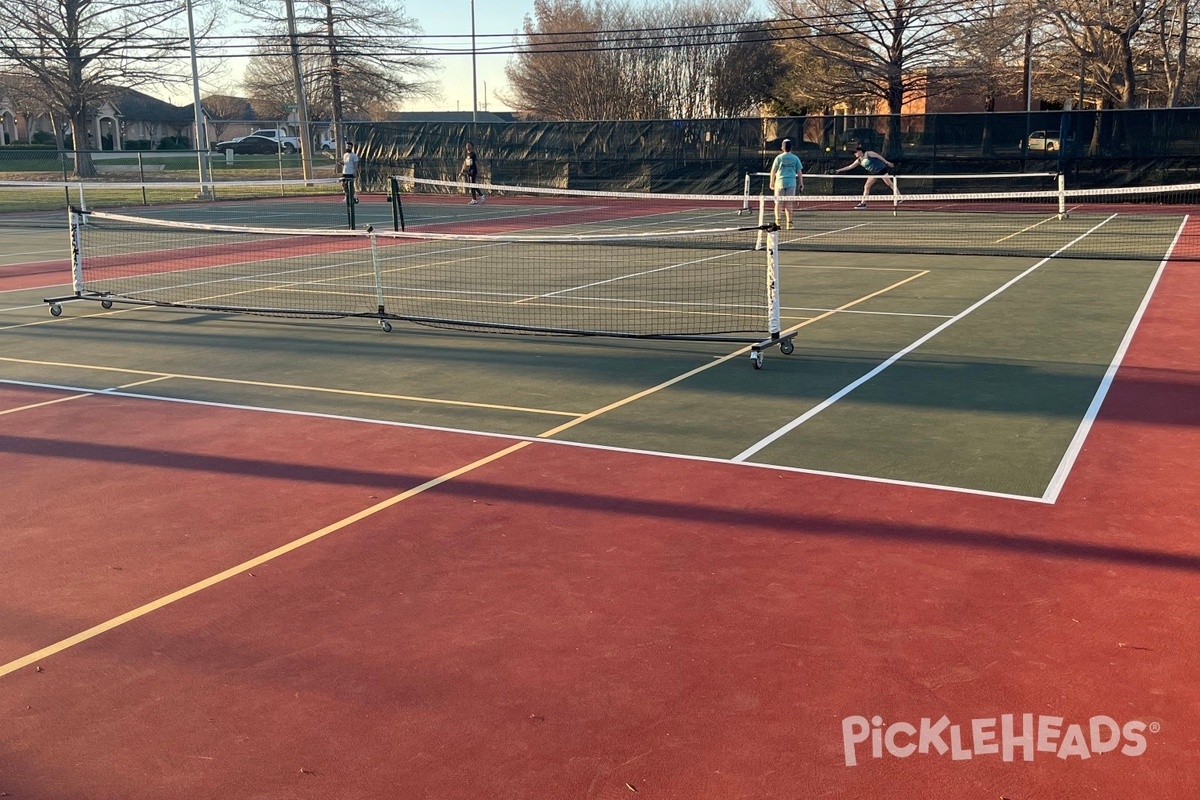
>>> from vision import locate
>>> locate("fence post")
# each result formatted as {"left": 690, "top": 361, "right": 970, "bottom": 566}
{"left": 138, "top": 152, "right": 147, "bottom": 205}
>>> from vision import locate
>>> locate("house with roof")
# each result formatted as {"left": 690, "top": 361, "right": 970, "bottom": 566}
{"left": 0, "top": 83, "right": 200, "bottom": 149}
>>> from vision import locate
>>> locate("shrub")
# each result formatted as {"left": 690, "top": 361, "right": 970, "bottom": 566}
{"left": 156, "top": 135, "right": 191, "bottom": 150}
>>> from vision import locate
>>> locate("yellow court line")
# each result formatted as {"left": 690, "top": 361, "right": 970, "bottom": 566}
{"left": 0, "top": 393, "right": 93, "bottom": 416}
{"left": 993, "top": 215, "right": 1058, "bottom": 244}
{"left": 536, "top": 270, "right": 930, "bottom": 439}
{"left": 0, "top": 356, "right": 581, "bottom": 418}
{"left": 0, "top": 441, "right": 531, "bottom": 679}
{"left": 116, "top": 376, "right": 173, "bottom": 390}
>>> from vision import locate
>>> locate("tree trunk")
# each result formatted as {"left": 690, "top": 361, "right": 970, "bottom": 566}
{"left": 49, "top": 110, "right": 65, "bottom": 150}
{"left": 69, "top": 112, "right": 96, "bottom": 178}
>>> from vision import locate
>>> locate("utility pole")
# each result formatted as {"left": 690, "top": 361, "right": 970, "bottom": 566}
{"left": 284, "top": 0, "right": 314, "bottom": 181}
{"left": 185, "top": 0, "right": 212, "bottom": 195}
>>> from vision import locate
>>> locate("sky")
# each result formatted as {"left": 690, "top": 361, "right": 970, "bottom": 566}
{"left": 177, "top": 0, "right": 531, "bottom": 113}
{"left": 180, "top": 0, "right": 770, "bottom": 115}
{"left": 401, "top": 0, "right": 530, "bottom": 112}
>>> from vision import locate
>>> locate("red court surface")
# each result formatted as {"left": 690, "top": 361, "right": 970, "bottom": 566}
{"left": 2, "top": 259, "right": 1198, "bottom": 798}
{"left": 1, "top": 261, "right": 72, "bottom": 293}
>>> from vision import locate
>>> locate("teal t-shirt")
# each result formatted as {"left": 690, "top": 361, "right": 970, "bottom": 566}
{"left": 859, "top": 154, "right": 887, "bottom": 173}
{"left": 771, "top": 152, "right": 803, "bottom": 188}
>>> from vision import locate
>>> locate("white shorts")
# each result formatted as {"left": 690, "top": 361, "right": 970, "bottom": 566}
{"left": 774, "top": 185, "right": 797, "bottom": 197}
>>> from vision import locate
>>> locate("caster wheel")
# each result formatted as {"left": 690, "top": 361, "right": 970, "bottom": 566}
{"left": 49, "top": 303, "right": 62, "bottom": 317}
{"left": 379, "top": 320, "right": 392, "bottom": 333}
{"left": 101, "top": 299, "right": 113, "bottom": 309}
{"left": 780, "top": 339, "right": 794, "bottom": 355}
{"left": 751, "top": 350, "right": 764, "bottom": 369}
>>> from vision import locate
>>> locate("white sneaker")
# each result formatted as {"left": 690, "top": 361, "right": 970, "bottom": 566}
{"left": 479, "top": 195, "right": 486, "bottom": 204}
{"left": 468, "top": 199, "right": 478, "bottom": 205}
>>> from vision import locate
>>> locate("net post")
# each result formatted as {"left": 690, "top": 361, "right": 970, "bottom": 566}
{"left": 1057, "top": 173, "right": 1066, "bottom": 219}
{"left": 369, "top": 228, "right": 386, "bottom": 316}
{"left": 76, "top": 183, "right": 88, "bottom": 225}
{"left": 741, "top": 172, "right": 751, "bottom": 213}
{"left": 765, "top": 226, "right": 782, "bottom": 337}
{"left": 389, "top": 176, "right": 404, "bottom": 232}
{"left": 892, "top": 175, "right": 901, "bottom": 216}
{"left": 755, "top": 194, "right": 767, "bottom": 250}
{"left": 344, "top": 178, "right": 356, "bottom": 230}
{"left": 69, "top": 208, "right": 85, "bottom": 295}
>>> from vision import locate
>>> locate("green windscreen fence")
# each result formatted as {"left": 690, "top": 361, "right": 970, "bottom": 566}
{"left": 348, "top": 108, "right": 1200, "bottom": 195}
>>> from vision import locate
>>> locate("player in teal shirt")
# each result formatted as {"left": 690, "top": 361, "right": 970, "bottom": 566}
{"left": 835, "top": 145, "right": 897, "bottom": 208}
{"left": 770, "top": 139, "right": 804, "bottom": 229}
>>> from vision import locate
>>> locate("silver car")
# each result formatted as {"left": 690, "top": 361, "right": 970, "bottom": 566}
{"left": 1024, "top": 130, "right": 1061, "bottom": 152}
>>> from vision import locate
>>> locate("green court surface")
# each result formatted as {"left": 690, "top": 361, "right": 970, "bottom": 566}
{"left": 0, "top": 211, "right": 1169, "bottom": 501}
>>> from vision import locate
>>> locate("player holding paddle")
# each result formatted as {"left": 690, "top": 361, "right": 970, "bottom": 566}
{"left": 836, "top": 145, "right": 897, "bottom": 209}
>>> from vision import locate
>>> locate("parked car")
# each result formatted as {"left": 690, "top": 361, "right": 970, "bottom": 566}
{"left": 213, "top": 134, "right": 284, "bottom": 155}
{"left": 247, "top": 127, "right": 302, "bottom": 154}
{"left": 1024, "top": 130, "right": 1061, "bottom": 152}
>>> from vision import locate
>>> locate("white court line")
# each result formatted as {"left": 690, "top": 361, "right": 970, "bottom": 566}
{"left": 0, "top": 283, "right": 69, "bottom": 294}
{"left": 731, "top": 213, "right": 1120, "bottom": 463}
{"left": 1041, "top": 215, "right": 1189, "bottom": 504}
{"left": 0, "top": 377, "right": 1047, "bottom": 502}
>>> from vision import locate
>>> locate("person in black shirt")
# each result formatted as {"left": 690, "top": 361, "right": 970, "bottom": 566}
{"left": 461, "top": 142, "right": 485, "bottom": 205}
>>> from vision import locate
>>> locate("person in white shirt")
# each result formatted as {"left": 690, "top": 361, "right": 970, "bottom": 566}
{"left": 342, "top": 143, "right": 360, "bottom": 203}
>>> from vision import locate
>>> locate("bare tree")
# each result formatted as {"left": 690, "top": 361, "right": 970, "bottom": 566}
{"left": 950, "top": 0, "right": 1029, "bottom": 112}
{"left": 1150, "top": 0, "right": 1192, "bottom": 106}
{"left": 503, "top": 0, "right": 764, "bottom": 120}
{"left": 238, "top": 0, "right": 435, "bottom": 150}
{"left": 711, "top": 24, "right": 793, "bottom": 116}
{"left": 770, "top": 0, "right": 964, "bottom": 151}
{"left": 0, "top": 73, "right": 61, "bottom": 144}
{"left": 0, "top": 0, "right": 196, "bottom": 176}
{"left": 1043, "top": 0, "right": 1155, "bottom": 108}
{"left": 202, "top": 92, "right": 255, "bottom": 142}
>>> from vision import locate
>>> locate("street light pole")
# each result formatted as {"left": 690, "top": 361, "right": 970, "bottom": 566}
{"left": 471, "top": 0, "right": 478, "bottom": 123}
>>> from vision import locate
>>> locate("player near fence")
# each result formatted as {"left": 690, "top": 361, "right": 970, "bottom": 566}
{"left": 341, "top": 143, "right": 360, "bottom": 204}
{"left": 835, "top": 146, "right": 897, "bottom": 209}
{"left": 769, "top": 139, "right": 804, "bottom": 229}
{"left": 462, "top": 142, "right": 485, "bottom": 205}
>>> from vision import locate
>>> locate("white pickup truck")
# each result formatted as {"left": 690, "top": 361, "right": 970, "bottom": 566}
{"left": 247, "top": 128, "right": 303, "bottom": 154}
{"left": 248, "top": 128, "right": 338, "bottom": 153}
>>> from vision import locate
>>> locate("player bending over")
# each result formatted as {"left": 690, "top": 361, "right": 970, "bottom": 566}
{"left": 835, "top": 146, "right": 897, "bottom": 209}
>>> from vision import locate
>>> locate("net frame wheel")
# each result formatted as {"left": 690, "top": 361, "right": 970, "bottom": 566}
{"left": 49, "top": 303, "right": 62, "bottom": 317}
{"left": 780, "top": 339, "right": 794, "bottom": 355}
{"left": 100, "top": 299, "right": 113, "bottom": 309}
{"left": 378, "top": 319, "right": 392, "bottom": 333}
{"left": 751, "top": 350, "right": 764, "bottom": 369}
